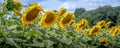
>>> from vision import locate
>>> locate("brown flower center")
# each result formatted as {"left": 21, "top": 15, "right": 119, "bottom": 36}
{"left": 26, "top": 9, "right": 39, "bottom": 22}
{"left": 45, "top": 13, "right": 54, "bottom": 23}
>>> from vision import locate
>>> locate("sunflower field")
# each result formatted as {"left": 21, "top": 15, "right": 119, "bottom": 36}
{"left": 0, "top": 0, "right": 120, "bottom": 48}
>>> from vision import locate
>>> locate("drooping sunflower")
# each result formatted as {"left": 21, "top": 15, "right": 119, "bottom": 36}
{"left": 89, "top": 26, "right": 101, "bottom": 35}
{"left": 105, "top": 21, "right": 112, "bottom": 28}
{"left": 75, "top": 19, "right": 88, "bottom": 31}
{"left": 112, "top": 28, "right": 119, "bottom": 37}
{"left": 59, "top": 12, "right": 75, "bottom": 29}
{"left": 69, "top": 20, "right": 75, "bottom": 26}
{"left": 40, "top": 11, "right": 58, "bottom": 28}
{"left": 76, "top": 24, "right": 84, "bottom": 31}
{"left": 110, "top": 27, "right": 116, "bottom": 33}
{"left": 85, "top": 29, "right": 91, "bottom": 35}
{"left": 81, "top": 19, "right": 88, "bottom": 27}
{"left": 58, "top": 7, "right": 66, "bottom": 16}
{"left": 22, "top": 3, "right": 43, "bottom": 26}
{"left": 97, "top": 20, "right": 105, "bottom": 27}
{"left": 13, "top": 0, "right": 22, "bottom": 16}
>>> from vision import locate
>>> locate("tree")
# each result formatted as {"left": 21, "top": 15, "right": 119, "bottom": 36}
{"left": 117, "top": 14, "right": 120, "bottom": 25}
{"left": 74, "top": 8, "right": 85, "bottom": 18}
{"left": 74, "top": 5, "right": 120, "bottom": 26}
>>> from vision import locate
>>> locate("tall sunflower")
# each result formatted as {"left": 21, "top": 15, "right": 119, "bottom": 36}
{"left": 22, "top": 3, "right": 43, "bottom": 26}
{"left": 89, "top": 26, "right": 101, "bottom": 35}
{"left": 112, "top": 28, "right": 119, "bottom": 37}
{"left": 81, "top": 19, "right": 88, "bottom": 27}
{"left": 58, "top": 7, "right": 66, "bottom": 16}
{"left": 40, "top": 11, "right": 58, "bottom": 28}
{"left": 59, "top": 12, "right": 75, "bottom": 29}
{"left": 105, "top": 21, "right": 112, "bottom": 28}
{"left": 97, "top": 20, "right": 105, "bottom": 28}
{"left": 69, "top": 20, "right": 75, "bottom": 26}
{"left": 76, "top": 24, "right": 84, "bottom": 31}
{"left": 76, "top": 19, "right": 88, "bottom": 31}
{"left": 13, "top": 0, "right": 22, "bottom": 16}
{"left": 110, "top": 27, "right": 116, "bottom": 33}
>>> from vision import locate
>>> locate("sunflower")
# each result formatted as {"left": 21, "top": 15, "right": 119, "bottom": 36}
{"left": 117, "top": 26, "right": 120, "bottom": 32}
{"left": 105, "top": 21, "right": 112, "bottom": 28}
{"left": 22, "top": 3, "right": 43, "bottom": 26}
{"left": 75, "top": 19, "right": 88, "bottom": 31}
{"left": 76, "top": 24, "right": 84, "bottom": 31}
{"left": 112, "top": 28, "right": 119, "bottom": 37}
{"left": 59, "top": 12, "right": 75, "bottom": 29}
{"left": 81, "top": 19, "right": 88, "bottom": 27}
{"left": 97, "top": 20, "right": 105, "bottom": 27}
{"left": 99, "top": 38, "right": 108, "bottom": 44}
{"left": 58, "top": 7, "right": 66, "bottom": 16}
{"left": 40, "top": 11, "right": 58, "bottom": 28}
{"left": 69, "top": 20, "right": 75, "bottom": 26}
{"left": 110, "top": 27, "right": 116, "bottom": 33}
{"left": 89, "top": 26, "right": 101, "bottom": 35}
{"left": 13, "top": 0, "right": 22, "bottom": 16}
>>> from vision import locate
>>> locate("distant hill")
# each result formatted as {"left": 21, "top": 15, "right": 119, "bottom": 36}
{"left": 74, "top": 5, "right": 120, "bottom": 26}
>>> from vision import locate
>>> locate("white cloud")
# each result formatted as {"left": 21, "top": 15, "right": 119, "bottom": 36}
{"left": 37, "top": 0, "right": 63, "bottom": 11}
{"left": 61, "top": 2, "right": 76, "bottom": 9}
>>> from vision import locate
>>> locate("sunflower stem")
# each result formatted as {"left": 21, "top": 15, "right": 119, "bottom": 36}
{"left": 0, "top": 18, "right": 1, "bottom": 28}
{"left": 22, "top": 26, "right": 25, "bottom": 38}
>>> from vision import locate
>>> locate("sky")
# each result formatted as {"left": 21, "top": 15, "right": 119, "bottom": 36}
{"left": 0, "top": 0, "right": 120, "bottom": 12}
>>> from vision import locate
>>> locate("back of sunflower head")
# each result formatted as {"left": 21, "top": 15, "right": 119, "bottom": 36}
{"left": 31, "top": 3, "right": 44, "bottom": 12}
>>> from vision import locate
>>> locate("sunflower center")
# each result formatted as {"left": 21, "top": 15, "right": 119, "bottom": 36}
{"left": 62, "top": 17, "right": 71, "bottom": 24}
{"left": 78, "top": 24, "right": 84, "bottom": 28}
{"left": 92, "top": 28, "right": 99, "bottom": 33}
{"left": 45, "top": 13, "right": 54, "bottom": 23}
{"left": 26, "top": 9, "right": 39, "bottom": 22}
{"left": 17, "top": 2, "right": 22, "bottom": 6}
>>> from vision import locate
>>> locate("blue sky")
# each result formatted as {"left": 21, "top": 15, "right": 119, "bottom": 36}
{"left": 0, "top": 0, "right": 120, "bottom": 12}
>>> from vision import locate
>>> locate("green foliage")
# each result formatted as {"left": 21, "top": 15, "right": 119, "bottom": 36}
{"left": 75, "top": 5, "right": 120, "bottom": 26}
{"left": 74, "top": 8, "right": 85, "bottom": 18}
{"left": 117, "top": 14, "right": 120, "bottom": 25}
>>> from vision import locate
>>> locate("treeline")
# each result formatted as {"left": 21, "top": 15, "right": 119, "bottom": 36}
{"left": 74, "top": 5, "right": 120, "bottom": 26}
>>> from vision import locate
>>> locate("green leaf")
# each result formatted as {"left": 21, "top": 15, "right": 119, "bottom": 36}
{"left": 66, "top": 32, "right": 76, "bottom": 37}
{"left": 43, "top": 40, "right": 54, "bottom": 48}
{"left": 5, "top": 38, "right": 19, "bottom": 48}
{"left": 23, "top": 42, "right": 44, "bottom": 48}
{"left": 61, "top": 37, "right": 72, "bottom": 45}
{"left": 16, "top": 26, "right": 23, "bottom": 31}
{"left": 0, "top": 12, "right": 8, "bottom": 17}
{"left": 8, "top": 32, "right": 15, "bottom": 36}
{"left": 26, "top": 30, "right": 40, "bottom": 36}
{"left": 49, "top": 31, "right": 58, "bottom": 38}
{"left": 7, "top": 20, "right": 14, "bottom": 26}
{"left": 25, "top": 30, "right": 41, "bottom": 39}
{"left": 32, "top": 39, "right": 44, "bottom": 47}
{"left": 82, "top": 36, "right": 92, "bottom": 42}
{"left": 0, "top": 31, "right": 7, "bottom": 36}
{"left": 7, "top": 25, "right": 17, "bottom": 30}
